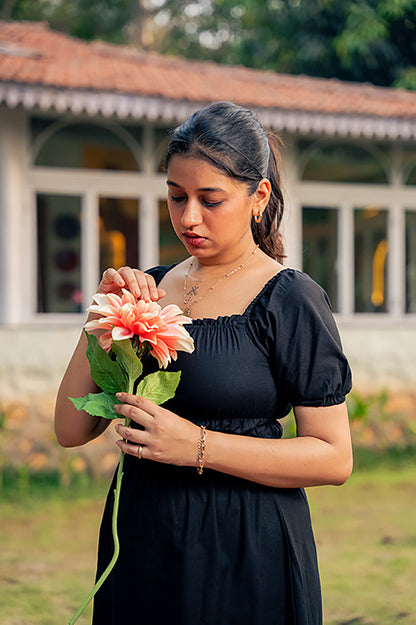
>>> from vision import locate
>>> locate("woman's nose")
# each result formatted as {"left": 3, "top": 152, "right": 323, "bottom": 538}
{"left": 180, "top": 199, "right": 202, "bottom": 228}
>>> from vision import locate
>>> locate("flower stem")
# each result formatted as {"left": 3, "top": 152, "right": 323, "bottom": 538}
{"left": 68, "top": 383, "right": 133, "bottom": 624}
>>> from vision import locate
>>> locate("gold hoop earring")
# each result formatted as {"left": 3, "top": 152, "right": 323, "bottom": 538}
{"left": 254, "top": 212, "right": 263, "bottom": 224}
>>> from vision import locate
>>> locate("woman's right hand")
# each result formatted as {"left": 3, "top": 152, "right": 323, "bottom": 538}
{"left": 98, "top": 266, "right": 166, "bottom": 301}
{"left": 55, "top": 266, "right": 166, "bottom": 448}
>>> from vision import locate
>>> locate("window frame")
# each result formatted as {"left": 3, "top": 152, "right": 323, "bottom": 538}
{"left": 26, "top": 167, "right": 166, "bottom": 323}
{"left": 295, "top": 181, "right": 416, "bottom": 321}
{"left": 284, "top": 138, "right": 416, "bottom": 322}
{"left": 298, "top": 139, "right": 389, "bottom": 185}
{"left": 17, "top": 129, "right": 416, "bottom": 325}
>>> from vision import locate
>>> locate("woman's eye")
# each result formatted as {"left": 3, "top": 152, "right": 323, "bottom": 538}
{"left": 169, "top": 195, "right": 186, "bottom": 203}
{"left": 203, "top": 199, "right": 223, "bottom": 208}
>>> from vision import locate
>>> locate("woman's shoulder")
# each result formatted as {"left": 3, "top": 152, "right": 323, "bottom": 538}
{"left": 256, "top": 267, "right": 332, "bottom": 312}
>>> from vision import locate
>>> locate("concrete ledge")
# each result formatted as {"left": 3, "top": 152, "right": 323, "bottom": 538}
{"left": 1, "top": 323, "right": 416, "bottom": 398}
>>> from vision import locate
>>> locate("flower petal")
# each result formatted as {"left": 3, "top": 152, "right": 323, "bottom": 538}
{"left": 91, "top": 293, "right": 114, "bottom": 307}
{"left": 84, "top": 292, "right": 194, "bottom": 369}
{"left": 98, "top": 332, "right": 113, "bottom": 351}
{"left": 112, "top": 326, "right": 134, "bottom": 341}
{"left": 121, "top": 289, "right": 137, "bottom": 305}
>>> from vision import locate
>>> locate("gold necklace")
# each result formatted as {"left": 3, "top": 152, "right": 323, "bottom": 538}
{"left": 183, "top": 246, "right": 258, "bottom": 316}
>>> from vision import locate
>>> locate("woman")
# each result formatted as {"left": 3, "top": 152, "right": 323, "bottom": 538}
{"left": 55, "top": 101, "right": 352, "bottom": 625}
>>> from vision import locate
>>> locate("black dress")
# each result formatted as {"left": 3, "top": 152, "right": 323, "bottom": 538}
{"left": 93, "top": 267, "right": 352, "bottom": 625}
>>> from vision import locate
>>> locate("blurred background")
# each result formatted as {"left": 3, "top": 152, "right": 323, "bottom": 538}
{"left": 1, "top": 1, "right": 416, "bottom": 623}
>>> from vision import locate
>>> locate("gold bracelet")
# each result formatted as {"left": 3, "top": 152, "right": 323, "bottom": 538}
{"left": 197, "top": 425, "right": 207, "bottom": 475}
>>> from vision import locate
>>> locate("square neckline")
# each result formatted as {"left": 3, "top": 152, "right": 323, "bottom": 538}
{"left": 154, "top": 264, "right": 292, "bottom": 324}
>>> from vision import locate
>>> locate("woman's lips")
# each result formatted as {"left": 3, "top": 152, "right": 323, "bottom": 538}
{"left": 183, "top": 233, "right": 207, "bottom": 247}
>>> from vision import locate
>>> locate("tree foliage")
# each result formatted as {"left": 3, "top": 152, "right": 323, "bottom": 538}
{"left": 2, "top": 0, "right": 416, "bottom": 89}
{"left": 0, "top": 0, "right": 146, "bottom": 44}
{"left": 152, "top": 0, "right": 416, "bottom": 89}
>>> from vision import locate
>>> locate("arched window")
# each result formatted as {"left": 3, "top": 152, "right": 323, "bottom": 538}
{"left": 32, "top": 119, "right": 145, "bottom": 313}
{"left": 32, "top": 119, "right": 142, "bottom": 171}
{"left": 300, "top": 142, "right": 388, "bottom": 184}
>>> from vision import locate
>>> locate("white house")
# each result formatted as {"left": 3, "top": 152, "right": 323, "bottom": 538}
{"left": 1, "top": 20, "right": 416, "bottom": 406}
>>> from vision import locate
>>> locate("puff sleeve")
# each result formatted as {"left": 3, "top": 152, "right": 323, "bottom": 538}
{"left": 266, "top": 270, "right": 352, "bottom": 408}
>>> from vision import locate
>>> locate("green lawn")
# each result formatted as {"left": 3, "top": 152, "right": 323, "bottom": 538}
{"left": 1, "top": 462, "right": 415, "bottom": 625}
{"left": 309, "top": 465, "right": 416, "bottom": 625}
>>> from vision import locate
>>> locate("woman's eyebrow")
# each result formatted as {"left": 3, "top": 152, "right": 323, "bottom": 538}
{"left": 198, "top": 187, "right": 225, "bottom": 192}
{"left": 166, "top": 180, "right": 225, "bottom": 193}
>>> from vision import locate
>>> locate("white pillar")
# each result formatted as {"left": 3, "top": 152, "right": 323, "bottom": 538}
{"left": 139, "top": 193, "right": 159, "bottom": 270}
{"left": 281, "top": 142, "right": 302, "bottom": 269}
{"left": 339, "top": 201, "right": 354, "bottom": 316}
{"left": 82, "top": 189, "right": 100, "bottom": 306}
{"left": 389, "top": 148, "right": 405, "bottom": 317}
{"left": 0, "top": 107, "right": 29, "bottom": 324}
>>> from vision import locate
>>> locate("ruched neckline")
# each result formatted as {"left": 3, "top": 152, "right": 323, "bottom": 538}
{"left": 164, "top": 266, "right": 293, "bottom": 325}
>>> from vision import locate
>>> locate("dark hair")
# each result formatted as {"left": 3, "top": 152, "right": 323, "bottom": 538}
{"left": 166, "top": 101, "right": 285, "bottom": 262}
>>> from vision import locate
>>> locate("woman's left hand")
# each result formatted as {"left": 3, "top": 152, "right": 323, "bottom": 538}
{"left": 113, "top": 393, "right": 200, "bottom": 466}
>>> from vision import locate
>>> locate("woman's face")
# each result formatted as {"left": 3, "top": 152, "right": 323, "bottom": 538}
{"left": 166, "top": 155, "right": 257, "bottom": 263}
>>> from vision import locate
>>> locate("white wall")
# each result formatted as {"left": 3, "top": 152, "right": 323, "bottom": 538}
{"left": 0, "top": 326, "right": 80, "bottom": 401}
{"left": 339, "top": 322, "right": 416, "bottom": 393}
{"left": 0, "top": 324, "right": 414, "bottom": 402}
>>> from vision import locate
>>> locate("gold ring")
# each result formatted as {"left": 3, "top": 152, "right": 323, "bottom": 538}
{"left": 137, "top": 445, "right": 143, "bottom": 460}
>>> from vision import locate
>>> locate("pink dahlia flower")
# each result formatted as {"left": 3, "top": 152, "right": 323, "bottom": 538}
{"left": 84, "top": 289, "right": 194, "bottom": 368}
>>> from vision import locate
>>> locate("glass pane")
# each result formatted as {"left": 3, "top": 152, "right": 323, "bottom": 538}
{"left": 406, "top": 211, "right": 416, "bottom": 313}
{"left": 154, "top": 127, "right": 171, "bottom": 173}
{"left": 301, "top": 143, "right": 387, "bottom": 183}
{"left": 37, "top": 194, "right": 82, "bottom": 313}
{"left": 302, "top": 206, "right": 338, "bottom": 311}
{"left": 354, "top": 207, "right": 388, "bottom": 312}
{"left": 401, "top": 145, "right": 416, "bottom": 185}
{"left": 32, "top": 119, "right": 141, "bottom": 171}
{"left": 99, "top": 197, "right": 139, "bottom": 275}
{"left": 159, "top": 200, "right": 187, "bottom": 265}
{"left": 406, "top": 165, "right": 416, "bottom": 185}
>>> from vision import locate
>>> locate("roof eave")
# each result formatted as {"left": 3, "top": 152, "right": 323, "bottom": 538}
{"left": 1, "top": 82, "right": 416, "bottom": 141}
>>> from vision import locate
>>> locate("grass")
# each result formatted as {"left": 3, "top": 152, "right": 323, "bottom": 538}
{"left": 0, "top": 455, "right": 415, "bottom": 625}
{"left": 0, "top": 473, "right": 107, "bottom": 625}
{"left": 309, "top": 463, "right": 416, "bottom": 624}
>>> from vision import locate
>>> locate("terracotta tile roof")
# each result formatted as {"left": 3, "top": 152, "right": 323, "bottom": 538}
{"left": 1, "top": 20, "right": 416, "bottom": 121}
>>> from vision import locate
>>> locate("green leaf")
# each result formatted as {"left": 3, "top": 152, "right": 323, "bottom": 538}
{"left": 69, "top": 392, "right": 121, "bottom": 420}
{"left": 85, "top": 332, "right": 128, "bottom": 393}
{"left": 110, "top": 339, "right": 143, "bottom": 381}
{"left": 136, "top": 371, "right": 181, "bottom": 405}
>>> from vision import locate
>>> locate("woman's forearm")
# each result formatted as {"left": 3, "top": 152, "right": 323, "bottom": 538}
{"left": 204, "top": 433, "right": 351, "bottom": 488}
{"left": 112, "top": 397, "right": 352, "bottom": 488}
{"left": 203, "top": 404, "right": 352, "bottom": 488}
{"left": 54, "top": 329, "right": 109, "bottom": 448}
